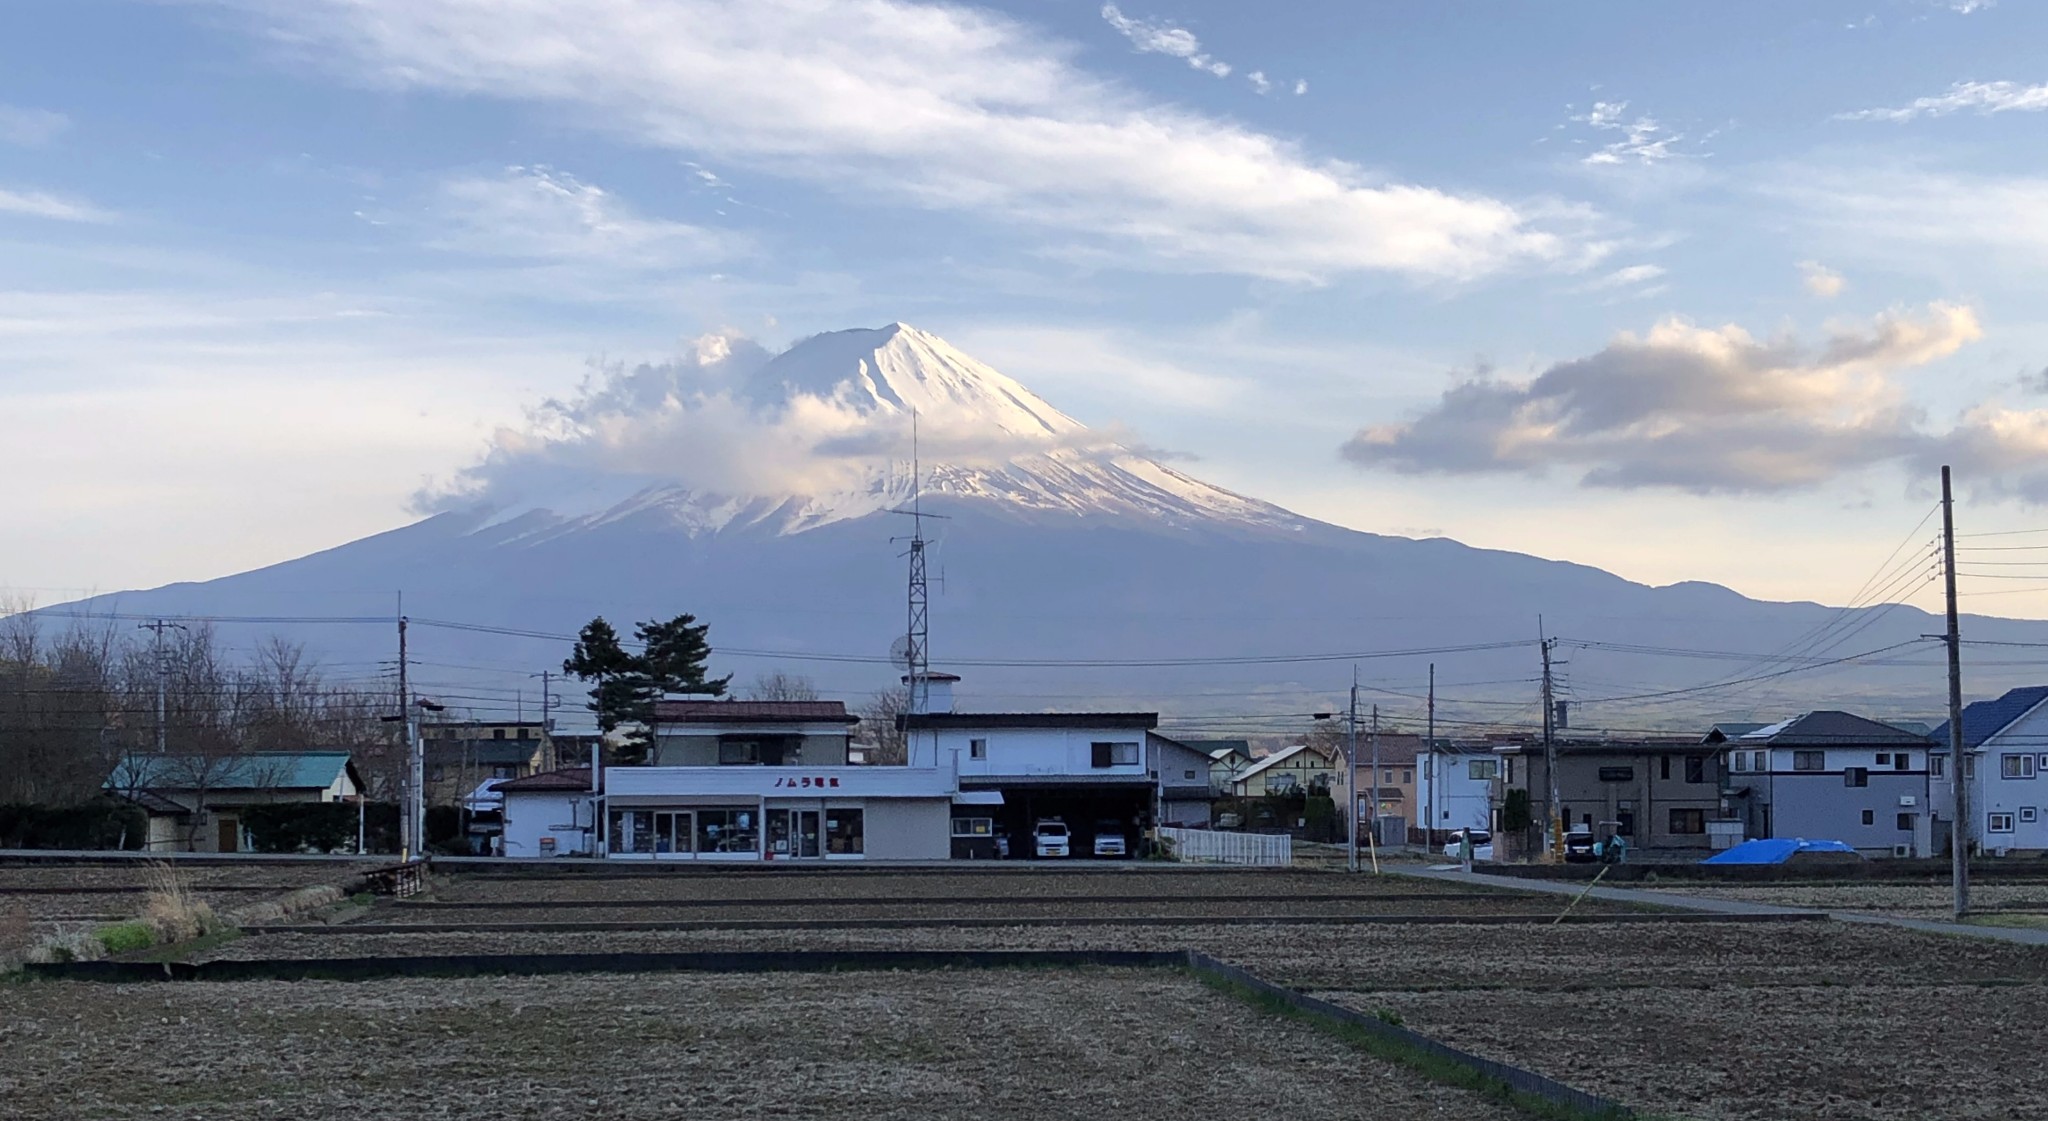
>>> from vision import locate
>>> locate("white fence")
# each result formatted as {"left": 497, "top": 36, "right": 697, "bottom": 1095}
{"left": 1158, "top": 827, "right": 1292, "bottom": 867}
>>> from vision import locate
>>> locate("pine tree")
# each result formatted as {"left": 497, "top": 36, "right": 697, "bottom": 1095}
{"left": 562, "top": 613, "right": 730, "bottom": 765}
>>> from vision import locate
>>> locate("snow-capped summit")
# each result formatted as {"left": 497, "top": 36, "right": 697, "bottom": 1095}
{"left": 458, "top": 323, "right": 1313, "bottom": 543}
{"left": 741, "top": 323, "right": 1083, "bottom": 440}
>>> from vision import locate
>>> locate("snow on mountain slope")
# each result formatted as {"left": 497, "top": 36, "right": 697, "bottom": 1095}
{"left": 454, "top": 323, "right": 1315, "bottom": 544}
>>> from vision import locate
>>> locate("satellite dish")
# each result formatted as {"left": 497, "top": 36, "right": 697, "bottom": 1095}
{"left": 889, "top": 635, "right": 914, "bottom": 671}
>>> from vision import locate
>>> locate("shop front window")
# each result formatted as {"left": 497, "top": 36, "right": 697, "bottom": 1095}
{"left": 608, "top": 809, "right": 657, "bottom": 854}
{"left": 826, "top": 808, "right": 865, "bottom": 855}
{"left": 696, "top": 808, "right": 759, "bottom": 854}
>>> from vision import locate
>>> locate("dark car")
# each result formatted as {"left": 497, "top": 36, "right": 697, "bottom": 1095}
{"left": 1562, "top": 829, "right": 1598, "bottom": 863}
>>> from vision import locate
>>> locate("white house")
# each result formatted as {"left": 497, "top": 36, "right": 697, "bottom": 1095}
{"left": 1412, "top": 743, "right": 1498, "bottom": 840}
{"left": 900, "top": 685, "right": 1216, "bottom": 854}
{"left": 1931, "top": 685, "right": 2048, "bottom": 857}
{"left": 494, "top": 767, "right": 600, "bottom": 858}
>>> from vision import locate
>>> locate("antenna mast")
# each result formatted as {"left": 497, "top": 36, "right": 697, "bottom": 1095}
{"left": 906, "top": 411, "right": 930, "bottom": 720}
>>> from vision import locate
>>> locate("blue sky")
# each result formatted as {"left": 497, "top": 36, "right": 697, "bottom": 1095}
{"left": 7, "top": 0, "right": 2048, "bottom": 618}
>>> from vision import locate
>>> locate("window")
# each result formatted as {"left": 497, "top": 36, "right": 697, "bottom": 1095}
{"left": 1685, "top": 756, "right": 1706, "bottom": 784}
{"left": 1402, "top": 769, "right": 1413, "bottom": 784}
{"left": 1898, "top": 813, "right": 1916, "bottom": 831}
{"left": 1468, "top": 759, "right": 1498, "bottom": 780}
{"left": 1731, "top": 753, "right": 1747, "bottom": 773}
{"left": 493, "top": 728, "right": 505, "bottom": 740}
{"left": 1669, "top": 808, "right": 1705, "bottom": 835}
{"left": 1932, "top": 755, "right": 1946, "bottom": 778}
{"left": 1660, "top": 756, "right": 1671, "bottom": 781}
{"left": 1861, "top": 809, "right": 1874, "bottom": 826}
{"left": 1793, "top": 751, "right": 1825, "bottom": 772}
{"left": 1598, "top": 766, "right": 1635, "bottom": 783}
{"left": 1506, "top": 758, "right": 1515, "bottom": 784}
{"left": 1844, "top": 767, "right": 1869, "bottom": 788}
{"left": 2039, "top": 754, "right": 2048, "bottom": 771}
{"left": 428, "top": 765, "right": 445, "bottom": 782}
{"left": 1091, "top": 742, "right": 1139, "bottom": 767}
{"left": 719, "top": 741, "right": 762, "bottom": 765}
{"left": 969, "top": 738, "right": 987, "bottom": 760}
{"left": 2002, "top": 754, "right": 2036, "bottom": 780}
{"left": 696, "top": 808, "right": 758, "bottom": 854}
{"left": 519, "top": 727, "right": 533, "bottom": 740}
{"left": 826, "top": 808, "right": 864, "bottom": 854}
{"left": 1988, "top": 813, "right": 2016, "bottom": 834}
{"left": 2022, "top": 807, "right": 2039, "bottom": 824}
{"left": 951, "top": 816, "right": 992, "bottom": 837}
{"left": 1753, "top": 751, "right": 1766, "bottom": 772}
{"left": 1875, "top": 753, "right": 1890, "bottom": 766}
{"left": 1894, "top": 754, "right": 1910, "bottom": 771}
{"left": 1966, "top": 755, "right": 1977, "bottom": 779}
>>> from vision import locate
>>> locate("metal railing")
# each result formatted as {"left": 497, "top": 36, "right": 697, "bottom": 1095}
{"left": 1158, "top": 826, "right": 1292, "bottom": 866}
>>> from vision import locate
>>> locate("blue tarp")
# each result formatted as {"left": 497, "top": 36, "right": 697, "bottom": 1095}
{"left": 1702, "top": 838, "right": 1860, "bottom": 865}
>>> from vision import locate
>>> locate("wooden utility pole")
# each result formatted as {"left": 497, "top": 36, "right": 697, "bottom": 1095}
{"left": 1347, "top": 668, "right": 1359, "bottom": 874}
{"left": 1943, "top": 466, "right": 1969, "bottom": 918}
{"left": 1369, "top": 703, "right": 1381, "bottom": 854}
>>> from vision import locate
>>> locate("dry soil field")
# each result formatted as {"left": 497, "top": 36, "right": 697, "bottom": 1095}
{"left": 16, "top": 860, "right": 2048, "bottom": 1121}
{"left": 0, "top": 968, "right": 1520, "bottom": 1121}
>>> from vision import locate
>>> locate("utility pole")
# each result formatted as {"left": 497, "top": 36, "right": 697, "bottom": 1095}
{"left": 397, "top": 612, "right": 415, "bottom": 859}
{"left": 1427, "top": 663, "right": 1436, "bottom": 850}
{"left": 1540, "top": 621, "right": 1560, "bottom": 859}
{"left": 1347, "top": 668, "right": 1359, "bottom": 873}
{"left": 137, "top": 619, "right": 187, "bottom": 754}
{"left": 530, "top": 669, "right": 556, "bottom": 770}
{"left": 1943, "top": 465, "right": 1969, "bottom": 918}
{"left": 1370, "top": 703, "right": 1382, "bottom": 857}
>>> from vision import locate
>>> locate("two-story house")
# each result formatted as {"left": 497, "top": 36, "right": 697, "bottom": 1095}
{"left": 422, "top": 720, "right": 550, "bottom": 807}
{"left": 1493, "top": 736, "right": 1726, "bottom": 851}
{"left": 1412, "top": 741, "right": 1499, "bottom": 841}
{"left": 1931, "top": 685, "right": 2048, "bottom": 857}
{"left": 1726, "top": 711, "right": 1934, "bottom": 857}
{"left": 596, "top": 698, "right": 957, "bottom": 861}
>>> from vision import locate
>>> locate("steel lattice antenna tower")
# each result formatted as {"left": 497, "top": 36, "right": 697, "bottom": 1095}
{"left": 891, "top": 412, "right": 947, "bottom": 762}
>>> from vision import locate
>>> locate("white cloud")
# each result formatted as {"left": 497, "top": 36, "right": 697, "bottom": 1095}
{"left": 0, "top": 187, "right": 113, "bottom": 223}
{"left": 1099, "top": 3, "right": 1228, "bottom": 77}
{"left": 1769, "top": 166, "right": 2048, "bottom": 260}
{"left": 0, "top": 105, "right": 69, "bottom": 146}
{"left": 1587, "top": 263, "right": 1666, "bottom": 289}
{"left": 205, "top": 0, "right": 1587, "bottom": 284}
{"left": 430, "top": 165, "right": 739, "bottom": 267}
{"left": 1566, "top": 100, "right": 1693, "bottom": 166}
{"left": 1946, "top": 0, "right": 1994, "bottom": 13}
{"left": 1837, "top": 80, "right": 2048, "bottom": 123}
{"left": 1343, "top": 303, "right": 1993, "bottom": 494}
{"left": 1293, "top": 79, "right": 1308, "bottom": 97}
{"left": 1800, "top": 260, "right": 1846, "bottom": 298}
{"left": 1246, "top": 70, "right": 1271, "bottom": 95}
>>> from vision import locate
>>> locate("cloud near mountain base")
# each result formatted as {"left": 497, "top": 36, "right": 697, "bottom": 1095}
{"left": 1339, "top": 303, "right": 2047, "bottom": 496}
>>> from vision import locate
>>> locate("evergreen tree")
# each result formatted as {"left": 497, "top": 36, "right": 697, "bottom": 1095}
{"left": 562, "top": 613, "right": 730, "bottom": 765}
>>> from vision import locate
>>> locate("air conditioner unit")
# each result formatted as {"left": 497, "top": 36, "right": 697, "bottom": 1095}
{"left": 1898, "top": 795, "right": 1917, "bottom": 807}
{"left": 1892, "top": 844, "right": 1911, "bottom": 858}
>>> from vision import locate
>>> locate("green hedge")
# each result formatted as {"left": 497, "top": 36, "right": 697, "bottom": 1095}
{"left": 241, "top": 801, "right": 400, "bottom": 854}
{"left": 0, "top": 801, "right": 147, "bottom": 850}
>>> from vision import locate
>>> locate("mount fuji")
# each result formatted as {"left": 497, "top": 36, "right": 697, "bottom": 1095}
{"left": 50, "top": 324, "right": 2048, "bottom": 730}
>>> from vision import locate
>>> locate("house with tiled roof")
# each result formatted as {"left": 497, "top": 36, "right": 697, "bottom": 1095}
{"left": 1727, "top": 711, "right": 1934, "bottom": 857}
{"left": 1931, "top": 685, "right": 2048, "bottom": 856}
{"left": 105, "top": 751, "right": 362, "bottom": 853}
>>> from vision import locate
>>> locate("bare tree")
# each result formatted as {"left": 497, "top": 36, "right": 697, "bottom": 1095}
{"left": 744, "top": 671, "right": 820, "bottom": 702}
{"left": 861, "top": 685, "right": 909, "bottom": 766}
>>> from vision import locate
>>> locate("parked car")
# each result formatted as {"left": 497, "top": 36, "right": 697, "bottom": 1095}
{"left": 1033, "top": 819, "right": 1070, "bottom": 858}
{"left": 1442, "top": 829, "right": 1494, "bottom": 861}
{"left": 1092, "top": 819, "right": 1127, "bottom": 858}
{"left": 1563, "top": 829, "right": 1598, "bottom": 863}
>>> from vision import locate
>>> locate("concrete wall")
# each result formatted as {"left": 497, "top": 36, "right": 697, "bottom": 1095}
{"left": 502, "top": 789, "right": 595, "bottom": 857}
{"left": 863, "top": 799, "right": 951, "bottom": 860}
{"left": 937, "top": 727, "right": 1148, "bottom": 779}
{"left": 1161, "top": 796, "right": 1211, "bottom": 827}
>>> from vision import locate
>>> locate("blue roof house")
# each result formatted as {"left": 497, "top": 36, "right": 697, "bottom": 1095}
{"left": 105, "top": 751, "right": 362, "bottom": 853}
{"left": 1931, "top": 686, "right": 2048, "bottom": 857}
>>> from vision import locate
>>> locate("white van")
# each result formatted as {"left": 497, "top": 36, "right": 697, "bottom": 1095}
{"left": 1033, "top": 819, "right": 1070, "bottom": 858}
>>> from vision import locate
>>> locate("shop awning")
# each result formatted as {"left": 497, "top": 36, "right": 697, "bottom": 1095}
{"left": 952, "top": 790, "right": 1005, "bottom": 805}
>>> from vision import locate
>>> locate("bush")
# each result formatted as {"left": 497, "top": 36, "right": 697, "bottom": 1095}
{"left": 242, "top": 802, "right": 397, "bottom": 854}
{"left": 0, "top": 801, "right": 147, "bottom": 850}
{"left": 93, "top": 920, "right": 155, "bottom": 955}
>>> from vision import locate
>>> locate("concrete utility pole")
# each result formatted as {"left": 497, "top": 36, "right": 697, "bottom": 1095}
{"left": 137, "top": 619, "right": 187, "bottom": 753}
{"left": 1369, "top": 703, "right": 1381, "bottom": 853}
{"left": 1347, "top": 668, "right": 1359, "bottom": 873}
{"left": 1942, "top": 465, "right": 1969, "bottom": 918}
{"left": 530, "top": 669, "right": 556, "bottom": 769}
{"left": 1540, "top": 622, "right": 1560, "bottom": 858}
{"left": 1426, "top": 663, "right": 1436, "bottom": 849}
